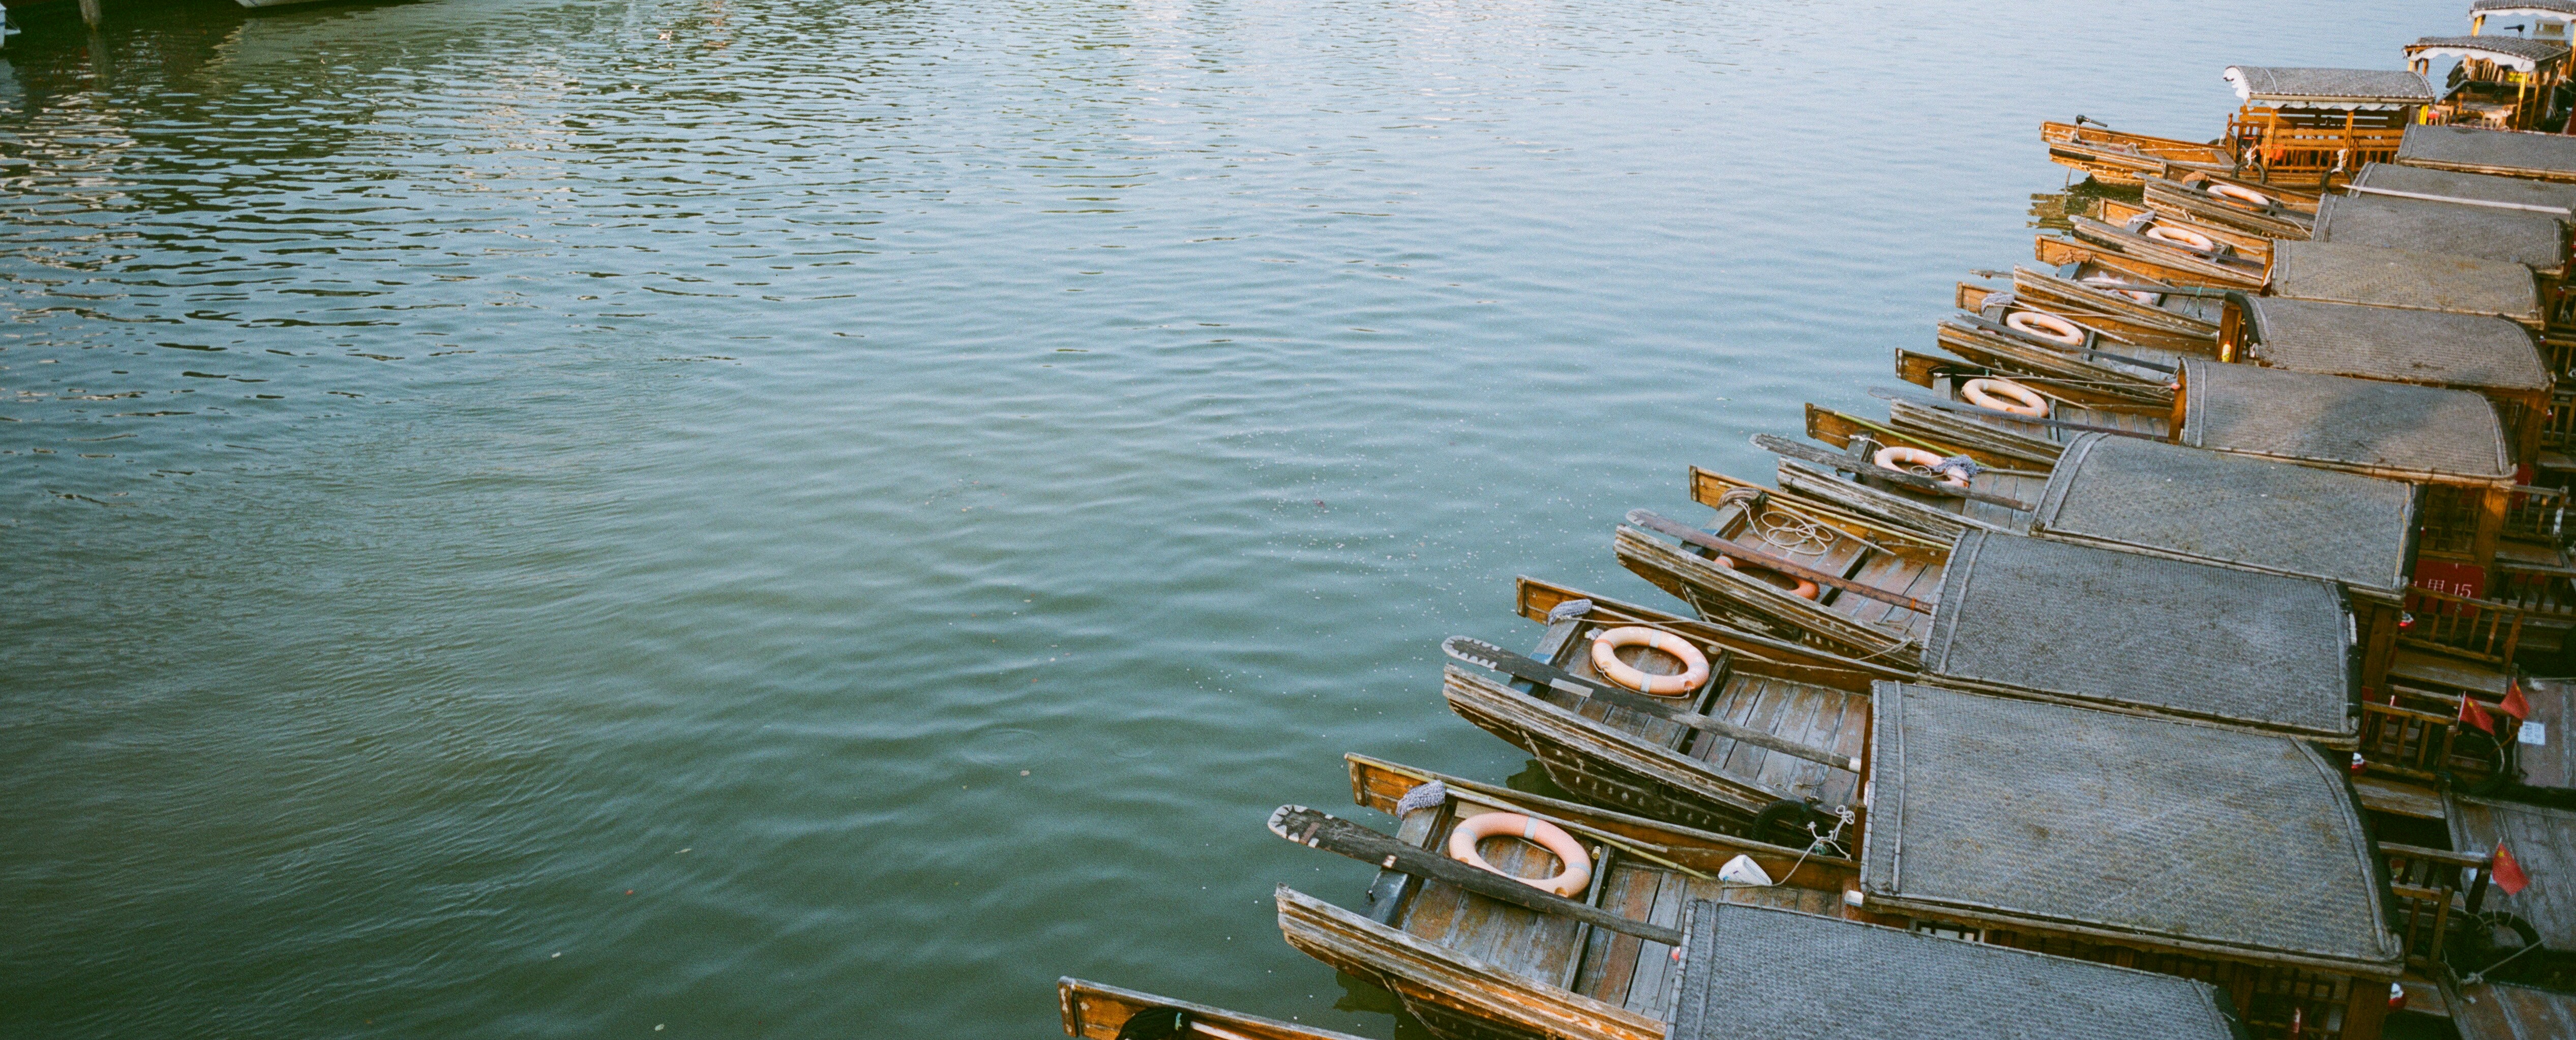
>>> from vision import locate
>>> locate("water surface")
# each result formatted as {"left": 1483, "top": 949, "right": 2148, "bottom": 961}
{"left": 0, "top": 0, "right": 2451, "bottom": 1035}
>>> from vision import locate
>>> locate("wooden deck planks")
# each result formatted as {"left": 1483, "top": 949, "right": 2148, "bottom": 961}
{"left": 1572, "top": 863, "right": 1665, "bottom": 1008}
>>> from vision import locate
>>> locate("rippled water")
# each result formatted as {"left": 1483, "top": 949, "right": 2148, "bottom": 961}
{"left": 0, "top": 0, "right": 2452, "bottom": 1034}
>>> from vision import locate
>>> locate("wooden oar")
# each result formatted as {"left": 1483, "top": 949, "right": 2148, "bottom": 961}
{"left": 1625, "top": 510, "right": 1937, "bottom": 615}
{"left": 1746, "top": 435, "right": 2035, "bottom": 512}
{"left": 1868, "top": 386, "right": 2163, "bottom": 440}
{"left": 1442, "top": 636, "right": 1862, "bottom": 772}
{"left": 1266, "top": 805, "right": 1684, "bottom": 946}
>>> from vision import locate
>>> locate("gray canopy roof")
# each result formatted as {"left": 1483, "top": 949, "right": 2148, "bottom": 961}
{"left": 2408, "top": 35, "right": 2572, "bottom": 63}
{"left": 2031, "top": 432, "right": 2416, "bottom": 597}
{"left": 1922, "top": 530, "right": 2355, "bottom": 740}
{"left": 2177, "top": 359, "right": 2518, "bottom": 484}
{"left": 1669, "top": 900, "right": 2243, "bottom": 1040}
{"left": 2312, "top": 193, "right": 2569, "bottom": 276}
{"left": 2399, "top": 123, "right": 2576, "bottom": 177}
{"left": 2239, "top": 295, "right": 2552, "bottom": 392}
{"left": 2475, "top": 0, "right": 2576, "bottom": 15}
{"left": 2266, "top": 240, "right": 2542, "bottom": 326}
{"left": 2224, "top": 66, "right": 2436, "bottom": 104}
{"left": 2351, "top": 161, "right": 2576, "bottom": 212}
{"left": 1861, "top": 681, "right": 2403, "bottom": 973}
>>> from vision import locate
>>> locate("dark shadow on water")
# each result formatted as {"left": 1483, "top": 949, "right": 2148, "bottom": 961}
{"left": 1331, "top": 972, "right": 1437, "bottom": 1040}
{"left": 1502, "top": 759, "right": 1575, "bottom": 802}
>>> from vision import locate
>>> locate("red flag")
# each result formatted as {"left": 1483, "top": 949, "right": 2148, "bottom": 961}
{"left": 2461, "top": 694, "right": 2496, "bottom": 734}
{"left": 2494, "top": 841, "right": 2530, "bottom": 895}
{"left": 2501, "top": 682, "right": 2532, "bottom": 722}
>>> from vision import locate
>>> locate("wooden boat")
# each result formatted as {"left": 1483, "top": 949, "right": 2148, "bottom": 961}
{"left": 1058, "top": 979, "right": 1368, "bottom": 1040}
{"left": 2041, "top": 121, "right": 2233, "bottom": 186}
{"left": 1440, "top": 584, "right": 1881, "bottom": 834}
{"left": 2222, "top": 294, "right": 2555, "bottom": 463}
{"left": 2141, "top": 174, "right": 2318, "bottom": 240}
{"left": 2093, "top": 197, "right": 2277, "bottom": 266}
{"left": 2397, "top": 121, "right": 2576, "bottom": 183}
{"left": 2472, "top": 2, "right": 2576, "bottom": 46}
{"left": 2307, "top": 195, "right": 2569, "bottom": 317}
{"left": 2451, "top": 981, "right": 2576, "bottom": 1040}
{"left": 2034, "top": 214, "right": 2270, "bottom": 290}
{"left": 1615, "top": 481, "right": 2362, "bottom": 744}
{"left": 2444, "top": 794, "right": 2576, "bottom": 986}
{"left": 1953, "top": 263, "right": 2223, "bottom": 356}
{"left": 2222, "top": 67, "right": 2435, "bottom": 186}
{"left": 2407, "top": 36, "right": 2573, "bottom": 132}
{"left": 1279, "top": 692, "right": 2417, "bottom": 1039}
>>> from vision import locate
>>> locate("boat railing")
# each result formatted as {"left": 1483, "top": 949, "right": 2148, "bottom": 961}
{"left": 2377, "top": 840, "right": 2493, "bottom": 977}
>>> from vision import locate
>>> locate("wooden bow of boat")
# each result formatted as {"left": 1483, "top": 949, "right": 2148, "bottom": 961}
{"left": 1058, "top": 979, "right": 1369, "bottom": 1040}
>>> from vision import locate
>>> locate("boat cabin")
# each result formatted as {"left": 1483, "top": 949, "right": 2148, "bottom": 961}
{"left": 2349, "top": 160, "right": 2576, "bottom": 214}
{"left": 2223, "top": 66, "right": 2436, "bottom": 186}
{"left": 2310, "top": 192, "right": 2570, "bottom": 291}
{"left": 2397, "top": 122, "right": 2576, "bottom": 183}
{"left": 2407, "top": 36, "right": 2572, "bottom": 131}
{"left": 2220, "top": 294, "right": 2554, "bottom": 460}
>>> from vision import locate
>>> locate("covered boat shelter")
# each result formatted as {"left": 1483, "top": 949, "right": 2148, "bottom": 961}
{"left": 2264, "top": 240, "right": 2544, "bottom": 330}
{"left": 2224, "top": 294, "right": 2553, "bottom": 459}
{"left": 2174, "top": 359, "right": 2519, "bottom": 576}
{"left": 1860, "top": 681, "right": 2406, "bottom": 1039}
{"left": 2397, "top": 121, "right": 2576, "bottom": 183}
{"left": 2406, "top": 36, "right": 2571, "bottom": 131}
{"left": 2222, "top": 67, "right": 2435, "bottom": 185}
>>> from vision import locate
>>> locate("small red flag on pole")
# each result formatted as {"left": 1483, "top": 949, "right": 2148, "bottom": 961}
{"left": 2500, "top": 682, "right": 2532, "bottom": 722}
{"left": 2494, "top": 841, "right": 2530, "bottom": 895}
{"left": 2461, "top": 693, "right": 2496, "bottom": 734}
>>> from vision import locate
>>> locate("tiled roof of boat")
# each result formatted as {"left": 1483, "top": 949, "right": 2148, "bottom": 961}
{"left": 2313, "top": 192, "right": 2569, "bottom": 274}
{"left": 2031, "top": 433, "right": 2415, "bottom": 595}
{"left": 2177, "top": 360, "right": 2517, "bottom": 481}
{"left": 2241, "top": 295, "right": 2552, "bottom": 392}
{"left": 2473, "top": 0, "right": 2576, "bottom": 15}
{"left": 2409, "top": 34, "right": 2571, "bottom": 61}
{"left": 2225, "top": 66, "right": 2436, "bottom": 102}
{"left": 2353, "top": 161, "right": 2576, "bottom": 211}
{"left": 1920, "top": 531, "right": 2355, "bottom": 739}
{"left": 2266, "top": 240, "right": 2543, "bottom": 324}
{"left": 1670, "top": 900, "right": 2242, "bottom": 1040}
{"left": 2399, "top": 123, "right": 2576, "bottom": 175}
{"left": 1861, "top": 682, "right": 2403, "bottom": 970}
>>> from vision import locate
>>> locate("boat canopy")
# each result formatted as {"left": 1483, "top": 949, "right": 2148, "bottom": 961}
{"left": 2223, "top": 66, "right": 2435, "bottom": 109}
{"left": 1670, "top": 900, "right": 2246, "bottom": 1040}
{"left": 2266, "top": 240, "right": 2543, "bottom": 326}
{"left": 1861, "top": 681, "right": 2405, "bottom": 975}
{"left": 2030, "top": 432, "right": 2416, "bottom": 597}
{"left": 2177, "top": 359, "right": 2518, "bottom": 484}
{"left": 2397, "top": 122, "right": 2576, "bottom": 179}
{"left": 2408, "top": 34, "right": 2571, "bottom": 72}
{"left": 1922, "top": 530, "right": 2355, "bottom": 739}
{"left": 2237, "top": 295, "right": 2551, "bottom": 392}
{"left": 2351, "top": 161, "right": 2576, "bottom": 212}
{"left": 2311, "top": 192, "right": 2569, "bottom": 276}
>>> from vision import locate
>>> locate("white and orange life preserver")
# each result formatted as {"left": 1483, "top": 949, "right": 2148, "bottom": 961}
{"left": 2206, "top": 182, "right": 2272, "bottom": 208}
{"left": 1715, "top": 555, "right": 1820, "bottom": 600}
{"left": 1591, "top": 626, "right": 1713, "bottom": 695}
{"left": 1962, "top": 378, "right": 2049, "bottom": 418}
{"left": 1874, "top": 444, "right": 1970, "bottom": 488}
{"left": 2004, "top": 310, "right": 2085, "bottom": 345}
{"left": 1447, "top": 812, "right": 1593, "bottom": 898}
{"left": 2143, "top": 223, "right": 2216, "bottom": 251}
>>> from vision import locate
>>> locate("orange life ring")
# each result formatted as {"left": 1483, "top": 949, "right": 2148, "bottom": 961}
{"left": 1591, "top": 626, "right": 1713, "bottom": 694}
{"left": 2004, "top": 310, "right": 2085, "bottom": 345}
{"left": 2081, "top": 274, "right": 2160, "bottom": 304}
{"left": 2144, "top": 224, "right": 2215, "bottom": 251}
{"left": 2206, "top": 182, "right": 2272, "bottom": 208}
{"left": 1447, "top": 812, "right": 1592, "bottom": 898}
{"left": 1962, "top": 378, "right": 2049, "bottom": 418}
{"left": 1715, "top": 555, "right": 1821, "bottom": 601}
{"left": 1874, "top": 445, "right": 1970, "bottom": 488}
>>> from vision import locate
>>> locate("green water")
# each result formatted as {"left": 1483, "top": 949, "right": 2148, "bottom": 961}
{"left": 0, "top": 0, "right": 2451, "bottom": 1034}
